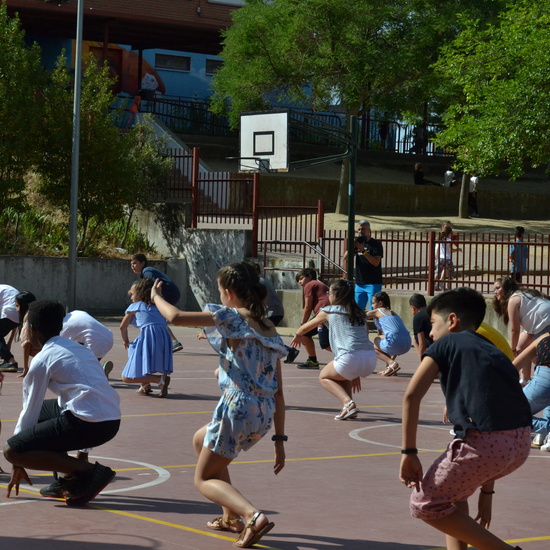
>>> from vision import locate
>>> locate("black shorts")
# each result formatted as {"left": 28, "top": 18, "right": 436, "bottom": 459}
{"left": 8, "top": 399, "right": 120, "bottom": 454}
{"left": 303, "top": 324, "right": 330, "bottom": 350}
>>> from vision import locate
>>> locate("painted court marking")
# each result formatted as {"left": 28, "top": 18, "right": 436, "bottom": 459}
{"left": 0, "top": 456, "right": 170, "bottom": 506}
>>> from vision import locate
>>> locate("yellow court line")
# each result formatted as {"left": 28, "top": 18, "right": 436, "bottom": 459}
{"left": 0, "top": 402, "right": 443, "bottom": 423}
{"left": 2, "top": 485, "right": 548, "bottom": 548}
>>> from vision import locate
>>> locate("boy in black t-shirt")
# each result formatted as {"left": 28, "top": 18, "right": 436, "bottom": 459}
{"left": 409, "top": 293, "right": 433, "bottom": 358}
{"left": 400, "top": 288, "right": 530, "bottom": 550}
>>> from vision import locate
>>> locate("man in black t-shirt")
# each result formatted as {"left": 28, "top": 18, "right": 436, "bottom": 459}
{"left": 342, "top": 220, "right": 383, "bottom": 310}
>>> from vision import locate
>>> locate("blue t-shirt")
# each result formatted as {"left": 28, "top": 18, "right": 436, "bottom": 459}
{"left": 509, "top": 241, "right": 528, "bottom": 274}
{"left": 141, "top": 266, "right": 180, "bottom": 305}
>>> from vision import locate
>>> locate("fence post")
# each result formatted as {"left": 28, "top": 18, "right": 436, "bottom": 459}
{"left": 251, "top": 172, "right": 260, "bottom": 258}
{"left": 317, "top": 200, "right": 325, "bottom": 240}
{"left": 428, "top": 230, "right": 436, "bottom": 295}
{"left": 191, "top": 147, "right": 200, "bottom": 228}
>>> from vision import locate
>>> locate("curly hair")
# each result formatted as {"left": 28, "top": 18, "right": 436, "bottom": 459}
{"left": 218, "top": 262, "right": 268, "bottom": 329}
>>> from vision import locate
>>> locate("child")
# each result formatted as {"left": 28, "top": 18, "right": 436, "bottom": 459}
{"left": 151, "top": 262, "right": 286, "bottom": 548}
{"left": 435, "top": 225, "right": 461, "bottom": 291}
{"left": 130, "top": 253, "right": 183, "bottom": 352}
{"left": 291, "top": 279, "right": 376, "bottom": 420}
{"left": 0, "top": 284, "right": 21, "bottom": 372}
{"left": 120, "top": 279, "right": 173, "bottom": 398}
{"left": 4, "top": 300, "right": 120, "bottom": 506}
{"left": 367, "top": 291, "right": 411, "bottom": 376}
{"left": 61, "top": 310, "right": 114, "bottom": 378}
{"left": 295, "top": 268, "right": 330, "bottom": 369}
{"left": 400, "top": 288, "right": 531, "bottom": 550}
{"left": 409, "top": 293, "right": 433, "bottom": 359}
{"left": 13, "top": 291, "right": 37, "bottom": 377}
{"left": 513, "top": 333, "right": 550, "bottom": 450}
{"left": 509, "top": 226, "right": 528, "bottom": 283}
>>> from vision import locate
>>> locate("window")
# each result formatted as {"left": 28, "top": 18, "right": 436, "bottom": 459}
{"left": 205, "top": 59, "right": 223, "bottom": 75}
{"left": 155, "top": 54, "right": 190, "bottom": 71}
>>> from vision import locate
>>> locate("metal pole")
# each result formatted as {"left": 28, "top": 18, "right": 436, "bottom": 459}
{"left": 346, "top": 116, "right": 358, "bottom": 282}
{"left": 68, "top": 0, "right": 84, "bottom": 311}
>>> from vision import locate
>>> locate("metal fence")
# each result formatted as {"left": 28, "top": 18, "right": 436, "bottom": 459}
{"left": 269, "top": 229, "right": 550, "bottom": 296}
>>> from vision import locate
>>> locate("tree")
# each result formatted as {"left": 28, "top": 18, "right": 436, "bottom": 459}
{"left": 434, "top": 1, "right": 550, "bottom": 181}
{"left": 211, "top": 0, "right": 509, "bottom": 214}
{"left": 0, "top": 4, "right": 45, "bottom": 210}
{"left": 37, "top": 57, "right": 172, "bottom": 254}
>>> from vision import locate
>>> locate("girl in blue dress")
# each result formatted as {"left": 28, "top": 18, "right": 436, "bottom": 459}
{"left": 151, "top": 262, "right": 287, "bottom": 549}
{"left": 120, "top": 279, "right": 172, "bottom": 398}
{"left": 367, "top": 291, "right": 411, "bottom": 376}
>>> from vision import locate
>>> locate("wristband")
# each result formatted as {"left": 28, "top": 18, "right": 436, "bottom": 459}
{"left": 401, "top": 448, "right": 418, "bottom": 455}
{"left": 271, "top": 435, "right": 288, "bottom": 442}
{"left": 480, "top": 489, "right": 495, "bottom": 495}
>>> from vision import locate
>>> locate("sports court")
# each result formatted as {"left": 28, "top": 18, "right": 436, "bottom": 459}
{"left": 0, "top": 323, "right": 547, "bottom": 549}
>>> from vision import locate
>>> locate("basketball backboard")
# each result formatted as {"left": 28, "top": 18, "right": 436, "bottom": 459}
{"left": 239, "top": 110, "right": 289, "bottom": 172}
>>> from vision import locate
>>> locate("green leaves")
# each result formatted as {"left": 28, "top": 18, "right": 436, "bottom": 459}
{"left": 435, "top": 1, "right": 550, "bottom": 178}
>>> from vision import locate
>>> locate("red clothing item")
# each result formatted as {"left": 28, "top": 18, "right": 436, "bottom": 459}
{"left": 303, "top": 280, "right": 329, "bottom": 315}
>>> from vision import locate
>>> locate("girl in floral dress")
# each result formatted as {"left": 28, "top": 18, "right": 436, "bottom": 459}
{"left": 151, "top": 262, "right": 287, "bottom": 549}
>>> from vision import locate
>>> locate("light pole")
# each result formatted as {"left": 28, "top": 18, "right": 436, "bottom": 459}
{"left": 68, "top": 0, "right": 84, "bottom": 311}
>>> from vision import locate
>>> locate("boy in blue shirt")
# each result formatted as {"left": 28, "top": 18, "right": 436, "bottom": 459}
{"left": 400, "top": 288, "right": 531, "bottom": 550}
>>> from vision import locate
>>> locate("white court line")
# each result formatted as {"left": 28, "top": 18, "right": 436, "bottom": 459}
{"left": 3, "top": 456, "right": 171, "bottom": 505}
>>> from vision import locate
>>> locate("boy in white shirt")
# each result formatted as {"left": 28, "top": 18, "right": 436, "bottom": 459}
{"left": 4, "top": 300, "right": 121, "bottom": 506}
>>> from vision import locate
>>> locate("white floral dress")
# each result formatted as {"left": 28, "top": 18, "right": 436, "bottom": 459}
{"left": 203, "top": 304, "right": 286, "bottom": 459}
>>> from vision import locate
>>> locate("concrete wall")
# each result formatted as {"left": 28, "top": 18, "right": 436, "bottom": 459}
{"left": 0, "top": 256, "right": 187, "bottom": 316}
{"left": 262, "top": 176, "right": 550, "bottom": 219}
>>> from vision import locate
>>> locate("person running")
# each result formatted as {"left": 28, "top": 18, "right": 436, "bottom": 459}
{"left": 4, "top": 300, "right": 120, "bottom": 506}
{"left": 400, "top": 288, "right": 531, "bottom": 550}
{"left": 130, "top": 253, "right": 183, "bottom": 353}
{"left": 151, "top": 262, "right": 286, "bottom": 548}
{"left": 120, "top": 279, "right": 173, "bottom": 398}
{"left": 291, "top": 279, "right": 376, "bottom": 420}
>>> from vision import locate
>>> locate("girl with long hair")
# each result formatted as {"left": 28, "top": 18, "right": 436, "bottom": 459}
{"left": 493, "top": 276, "right": 550, "bottom": 383}
{"left": 151, "top": 262, "right": 286, "bottom": 548}
{"left": 291, "top": 279, "right": 377, "bottom": 420}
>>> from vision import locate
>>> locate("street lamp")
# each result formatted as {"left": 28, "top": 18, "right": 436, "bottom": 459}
{"left": 67, "top": 0, "right": 83, "bottom": 311}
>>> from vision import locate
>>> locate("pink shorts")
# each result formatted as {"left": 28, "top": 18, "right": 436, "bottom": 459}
{"left": 410, "top": 426, "right": 531, "bottom": 520}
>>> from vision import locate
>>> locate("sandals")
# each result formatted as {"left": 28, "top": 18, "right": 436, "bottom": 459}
{"left": 137, "top": 384, "right": 153, "bottom": 395}
{"left": 334, "top": 400, "right": 358, "bottom": 421}
{"left": 158, "top": 374, "right": 170, "bottom": 398}
{"left": 206, "top": 516, "right": 245, "bottom": 533}
{"left": 379, "top": 362, "right": 400, "bottom": 377}
{"left": 234, "top": 511, "right": 274, "bottom": 548}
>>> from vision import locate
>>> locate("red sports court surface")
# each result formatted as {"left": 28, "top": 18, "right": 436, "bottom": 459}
{"left": 0, "top": 323, "right": 547, "bottom": 550}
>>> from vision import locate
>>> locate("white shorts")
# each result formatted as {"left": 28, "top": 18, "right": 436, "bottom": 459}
{"left": 334, "top": 350, "right": 377, "bottom": 380}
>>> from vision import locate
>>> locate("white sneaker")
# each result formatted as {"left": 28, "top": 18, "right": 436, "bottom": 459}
{"left": 532, "top": 433, "right": 544, "bottom": 447}
{"left": 540, "top": 434, "right": 550, "bottom": 452}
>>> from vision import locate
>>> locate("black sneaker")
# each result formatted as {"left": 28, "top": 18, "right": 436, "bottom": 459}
{"left": 284, "top": 347, "right": 300, "bottom": 364}
{"left": 297, "top": 359, "right": 320, "bottom": 369}
{"left": 0, "top": 361, "right": 18, "bottom": 373}
{"left": 172, "top": 341, "right": 183, "bottom": 353}
{"left": 65, "top": 462, "right": 115, "bottom": 507}
{"left": 40, "top": 472, "right": 65, "bottom": 498}
{"left": 102, "top": 360, "right": 114, "bottom": 379}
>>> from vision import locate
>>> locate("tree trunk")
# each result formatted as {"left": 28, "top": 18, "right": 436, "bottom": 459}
{"left": 458, "top": 172, "right": 469, "bottom": 218}
{"left": 335, "top": 157, "right": 350, "bottom": 215}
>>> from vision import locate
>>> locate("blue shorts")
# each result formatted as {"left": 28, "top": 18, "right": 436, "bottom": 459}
{"left": 355, "top": 284, "right": 382, "bottom": 310}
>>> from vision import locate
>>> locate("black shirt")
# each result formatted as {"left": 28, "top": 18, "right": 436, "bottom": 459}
{"left": 413, "top": 308, "right": 433, "bottom": 348}
{"left": 424, "top": 331, "right": 531, "bottom": 439}
{"left": 355, "top": 237, "right": 383, "bottom": 285}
